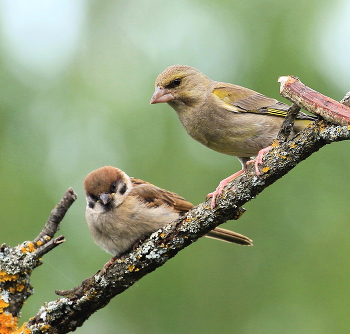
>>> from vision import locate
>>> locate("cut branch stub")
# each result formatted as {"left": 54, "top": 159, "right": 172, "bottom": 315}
{"left": 279, "top": 76, "right": 350, "bottom": 126}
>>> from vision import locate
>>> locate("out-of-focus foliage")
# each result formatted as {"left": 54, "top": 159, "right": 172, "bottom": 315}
{"left": 0, "top": 0, "right": 349, "bottom": 332}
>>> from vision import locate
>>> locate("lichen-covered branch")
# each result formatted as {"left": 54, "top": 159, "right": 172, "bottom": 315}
{"left": 4, "top": 79, "right": 350, "bottom": 334}
{"left": 0, "top": 188, "right": 77, "bottom": 334}
{"left": 16, "top": 119, "right": 350, "bottom": 334}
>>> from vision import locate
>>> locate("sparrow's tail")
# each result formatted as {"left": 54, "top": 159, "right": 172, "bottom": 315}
{"left": 206, "top": 227, "right": 252, "bottom": 246}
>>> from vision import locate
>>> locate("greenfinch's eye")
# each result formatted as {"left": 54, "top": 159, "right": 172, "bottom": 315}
{"left": 167, "top": 78, "right": 181, "bottom": 88}
{"left": 173, "top": 78, "right": 181, "bottom": 86}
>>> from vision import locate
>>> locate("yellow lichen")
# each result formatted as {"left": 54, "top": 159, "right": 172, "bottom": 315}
{"left": 0, "top": 313, "right": 18, "bottom": 334}
{"left": 0, "top": 272, "right": 19, "bottom": 282}
{"left": 0, "top": 299, "right": 9, "bottom": 310}
{"left": 290, "top": 142, "right": 297, "bottom": 149}
{"left": 271, "top": 140, "right": 279, "bottom": 148}
{"left": 160, "top": 233, "right": 165, "bottom": 238}
{"left": 9, "top": 283, "right": 25, "bottom": 294}
{"left": 36, "top": 240, "right": 43, "bottom": 246}
{"left": 21, "top": 242, "right": 36, "bottom": 254}
{"left": 13, "top": 322, "right": 31, "bottom": 334}
{"left": 262, "top": 167, "right": 270, "bottom": 173}
{"left": 319, "top": 122, "right": 327, "bottom": 131}
{"left": 127, "top": 264, "right": 135, "bottom": 272}
{"left": 39, "top": 324, "right": 51, "bottom": 332}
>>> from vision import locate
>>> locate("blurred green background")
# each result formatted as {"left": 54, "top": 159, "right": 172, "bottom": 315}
{"left": 1, "top": 0, "right": 350, "bottom": 333}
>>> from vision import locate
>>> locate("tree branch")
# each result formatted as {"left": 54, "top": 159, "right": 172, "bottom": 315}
{"left": 0, "top": 188, "right": 77, "bottom": 333}
{"left": 5, "top": 79, "right": 350, "bottom": 333}
{"left": 20, "top": 120, "right": 350, "bottom": 333}
{"left": 34, "top": 187, "right": 77, "bottom": 243}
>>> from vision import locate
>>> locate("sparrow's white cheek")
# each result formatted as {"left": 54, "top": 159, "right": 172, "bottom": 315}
{"left": 86, "top": 201, "right": 108, "bottom": 214}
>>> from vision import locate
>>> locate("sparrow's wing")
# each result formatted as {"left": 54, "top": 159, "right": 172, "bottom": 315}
{"left": 130, "top": 178, "right": 194, "bottom": 213}
{"left": 213, "top": 84, "right": 315, "bottom": 120}
{"left": 131, "top": 178, "right": 252, "bottom": 246}
{"left": 206, "top": 227, "right": 252, "bottom": 246}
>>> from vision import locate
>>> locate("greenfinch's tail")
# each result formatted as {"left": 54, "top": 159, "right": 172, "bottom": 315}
{"left": 293, "top": 118, "right": 314, "bottom": 133}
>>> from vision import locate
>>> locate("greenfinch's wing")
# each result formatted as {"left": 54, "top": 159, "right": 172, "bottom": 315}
{"left": 130, "top": 178, "right": 194, "bottom": 213}
{"left": 213, "top": 84, "right": 314, "bottom": 120}
{"left": 213, "top": 84, "right": 279, "bottom": 110}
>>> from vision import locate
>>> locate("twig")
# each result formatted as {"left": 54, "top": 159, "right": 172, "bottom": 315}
{"left": 34, "top": 187, "right": 77, "bottom": 243}
{"left": 32, "top": 235, "right": 66, "bottom": 259}
{"left": 277, "top": 103, "right": 301, "bottom": 142}
{"left": 0, "top": 188, "right": 77, "bottom": 332}
{"left": 340, "top": 91, "right": 350, "bottom": 107}
{"left": 278, "top": 76, "right": 350, "bottom": 125}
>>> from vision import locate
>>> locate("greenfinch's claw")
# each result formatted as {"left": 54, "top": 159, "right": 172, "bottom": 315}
{"left": 207, "top": 170, "right": 245, "bottom": 208}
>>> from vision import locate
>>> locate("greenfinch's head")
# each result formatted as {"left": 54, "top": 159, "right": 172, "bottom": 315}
{"left": 150, "top": 65, "right": 212, "bottom": 108}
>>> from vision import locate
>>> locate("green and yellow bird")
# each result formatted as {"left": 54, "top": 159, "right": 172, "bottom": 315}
{"left": 150, "top": 65, "right": 315, "bottom": 207}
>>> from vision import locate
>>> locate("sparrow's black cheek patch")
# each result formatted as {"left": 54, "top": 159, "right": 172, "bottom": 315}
{"left": 88, "top": 201, "right": 95, "bottom": 209}
{"left": 119, "top": 183, "right": 127, "bottom": 195}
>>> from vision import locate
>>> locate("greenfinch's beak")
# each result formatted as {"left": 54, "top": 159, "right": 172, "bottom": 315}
{"left": 99, "top": 193, "right": 112, "bottom": 205}
{"left": 150, "top": 87, "right": 175, "bottom": 104}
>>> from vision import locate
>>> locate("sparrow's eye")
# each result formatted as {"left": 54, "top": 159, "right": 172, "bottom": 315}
{"left": 88, "top": 201, "right": 95, "bottom": 209}
{"left": 166, "top": 78, "right": 181, "bottom": 89}
{"left": 119, "top": 183, "right": 127, "bottom": 195}
{"left": 110, "top": 182, "right": 117, "bottom": 193}
{"left": 89, "top": 193, "right": 98, "bottom": 202}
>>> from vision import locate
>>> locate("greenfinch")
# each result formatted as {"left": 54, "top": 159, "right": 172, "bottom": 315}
{"left": 150, "top": 65, "right": 315, "bottom": 207}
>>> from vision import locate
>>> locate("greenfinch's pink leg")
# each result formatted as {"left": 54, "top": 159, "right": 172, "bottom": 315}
{"left": 206, "top": 169, "right": 244, "bottom": 208}
{"left": 208, "top": 146, "right": 272, "bottom": 208}
{"left": 246, "top": 146, "right": 272, "bottom": 175}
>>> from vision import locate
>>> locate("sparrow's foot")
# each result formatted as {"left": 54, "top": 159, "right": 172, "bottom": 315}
{"left": 104, "top": 256, "right": 117, "bottom": 269}
{"left": 206, "top": 169, "right": 244, "bottom": 208}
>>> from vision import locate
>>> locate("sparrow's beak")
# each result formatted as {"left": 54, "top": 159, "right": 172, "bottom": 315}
{"left": 100, "top": 193, "right": 112, "bottom": 205}
{"left": 150, "top": 87, "right": 175, "bottom": 104}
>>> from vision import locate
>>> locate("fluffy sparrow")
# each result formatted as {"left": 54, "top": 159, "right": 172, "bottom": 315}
{"left": 84, "top": 166, "right": 252, "bottom": 257}
{"left": 150, "top": 65, "right": 315, "bottom": 207}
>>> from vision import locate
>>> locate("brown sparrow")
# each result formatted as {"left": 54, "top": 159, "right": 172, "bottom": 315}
{"left": 84, "top": 166, "right": 252, "bottom": 257}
